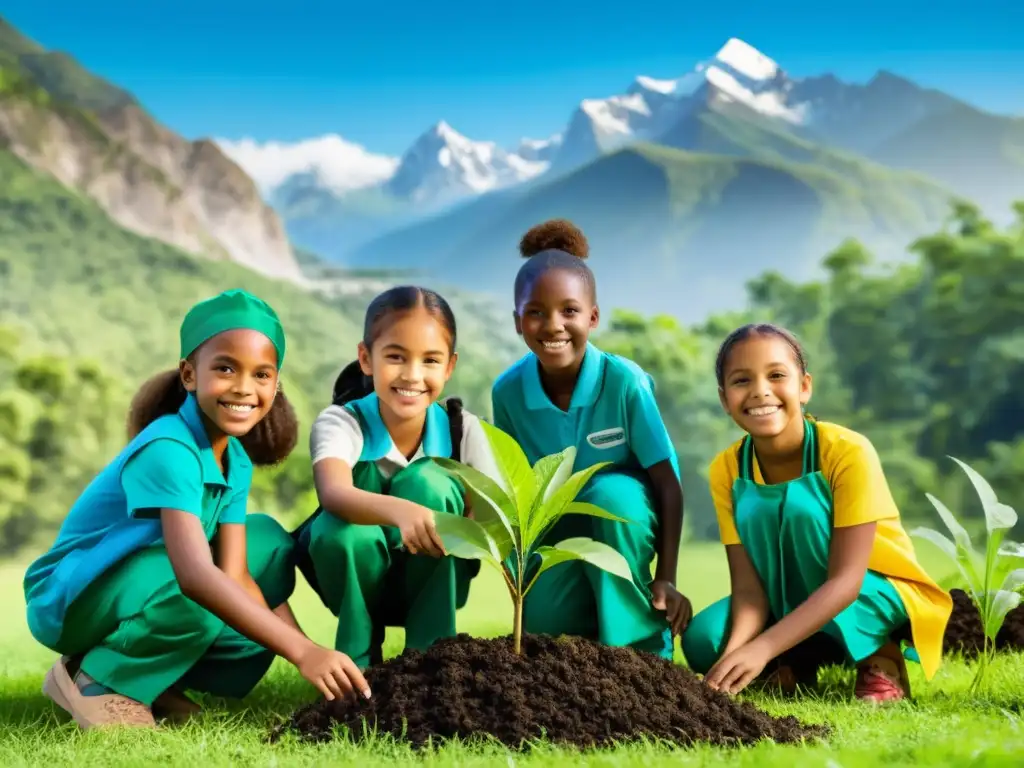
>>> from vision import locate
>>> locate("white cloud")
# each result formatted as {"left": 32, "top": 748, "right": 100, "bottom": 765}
{"left": 214, "top": 134, "right": 400, "bottom": 195}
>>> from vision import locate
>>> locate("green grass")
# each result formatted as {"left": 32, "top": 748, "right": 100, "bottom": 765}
{"left": 2, "top": 539, "right": 1023, "bottom": 767}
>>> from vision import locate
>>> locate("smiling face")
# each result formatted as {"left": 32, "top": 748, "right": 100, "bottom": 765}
{"left": 358, "top": 306, "right": 457, "bottom": 423}
{"left": 180, "top": 328, "right": 279, "bottom": 441}
{"left": 514, "top": 268, "right": 599, "bottom": 375}
{"left": 718, "top": 334, "right": 812, "bottom": 441}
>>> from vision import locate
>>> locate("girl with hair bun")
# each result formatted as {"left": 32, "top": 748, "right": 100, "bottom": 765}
{"left": 491, "top": 219, "right": 692, "bottom": 661}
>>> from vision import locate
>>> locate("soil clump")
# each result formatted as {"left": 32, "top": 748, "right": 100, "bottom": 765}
{"left": 272, "top": 633, "right": 828, "bottom": 751}
{"left": 943, "top": 588, "right": 1024, "bottom": 657}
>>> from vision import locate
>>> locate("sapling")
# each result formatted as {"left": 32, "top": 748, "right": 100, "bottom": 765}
{"left": 431, "top": 420, "right": 636, "bottom": 654}
{"left": 911, "top": 456, "right": 1024, "bottom": 691}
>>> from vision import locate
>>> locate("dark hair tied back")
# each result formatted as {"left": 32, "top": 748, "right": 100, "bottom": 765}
{"left": 514, "top": 218, "right": 596, "bottom": 306}
{"left": 330, "top": 285, "right": 458, "bottom": 407}
{"left": 332, "top": 360, "right": 374, "bottom": 407}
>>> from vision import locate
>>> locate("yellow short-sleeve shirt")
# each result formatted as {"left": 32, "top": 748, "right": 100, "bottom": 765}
{"left": 707, "top": 420, "right": 952, "bottom": 680}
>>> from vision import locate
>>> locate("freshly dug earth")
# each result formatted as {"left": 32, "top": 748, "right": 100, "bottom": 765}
{"left": 943, "top": 588, "right": 1024, "bottom": 657}
{"left": 272, "top": 634, "right": 828, "bottom": 751}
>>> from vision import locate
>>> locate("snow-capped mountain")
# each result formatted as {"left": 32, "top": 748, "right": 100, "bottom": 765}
{"left": 516, "top": 134, "right": 563, "bottom": 163}
{"left": 385, "top": 120, "right": 548, "bottom": 205}
{"left": 225, "top": 35, "right": 982, "bottom": 231}
{"left": 552, "top": 38, "right": 810, "bottom": 170}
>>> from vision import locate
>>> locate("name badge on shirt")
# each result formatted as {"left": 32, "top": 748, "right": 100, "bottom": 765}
{"left": 586, "top": 427, "right": 626, "bottom": 449}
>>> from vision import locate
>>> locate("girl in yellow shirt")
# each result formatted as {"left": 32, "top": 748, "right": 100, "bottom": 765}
{"left": 681, "top": 323, "right": 952, "bottom": 702}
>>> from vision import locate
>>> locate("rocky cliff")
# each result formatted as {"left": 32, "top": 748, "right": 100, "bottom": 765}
{"left": 0, "top": 19, "right": 302, "bottom": 283}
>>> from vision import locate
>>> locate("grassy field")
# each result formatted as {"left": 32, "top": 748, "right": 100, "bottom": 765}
{"left": 1, "top": 541, "right": 1022, "bottom": 767}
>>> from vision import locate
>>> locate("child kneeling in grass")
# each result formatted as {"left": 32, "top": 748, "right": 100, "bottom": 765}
{"left": 292, "top": 286, "right": 501, "bottom": 669}
{"left": 23, "top": 289, "right": 369, "bottom": 730}
{"left": 491, "top": 220, "right": 692, "bottom": 659}
{"left": 682, "top": 323, "right": 952, "bottom": 702}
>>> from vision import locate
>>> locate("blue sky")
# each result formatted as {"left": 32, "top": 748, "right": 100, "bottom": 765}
{"left": 5, "top": 0, "right": 1022, "bottom": 156}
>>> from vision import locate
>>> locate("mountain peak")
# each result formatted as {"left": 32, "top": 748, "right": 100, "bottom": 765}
{"left": 712, "top": 38, "right": 781, "bottom": 82}
{"left": 432, "top": 119, "right": 458, "bottom": 136}
{"left": 630, "top": 75, "right": 681, "bottom": 96}
{"left": 415, "top": 120, "right": 480, "bottom": 153}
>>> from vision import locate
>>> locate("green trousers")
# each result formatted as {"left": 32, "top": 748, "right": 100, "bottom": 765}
{"left": 521, "top": 470, "right": 672, "bottom": 659}
{"left": 305, "top": 458, "right": 479, "bottom": 669}
{"left": 681, "top": 500, "right": 913, "bottom": 675}
{"left": 53, "top": 513, "right": 297, "bottom": 706}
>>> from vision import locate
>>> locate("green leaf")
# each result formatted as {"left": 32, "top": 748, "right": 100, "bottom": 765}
{"left": 949, "top": 456, "right": 1018, "bottom": 533}
{"left": 479, "top": 420, "right": 535, "bottom": 520}
{"left": 433, "top": 511, "right": 500, "bottom": 562}
{"left": 925, "top": 492, "right": 973, "bottom": 552}
{"left": 910, "top": 526, "right": 957, "bottom": 561}
{"left": 911, "top": 526, "right": 981, "bottom": 595}
{"left": 432, "top": 458, "right": 516, "bottom": 559}
{"left": 563, "top": 501, "right": 631, "bottom": 524}
{"left": 525, "top": 461, "right": 613, "bottom": 550}
{"left": 524, "top": 537, "right": 635, "bottom": 596}
{"left": 1000, "top": 568, "right": 1024, "bottom": 593}
{"left": 522, "top": 450, "right": 573, "bottom": 539}
{"left": 998, "top": 540, "right": 1024, "bottom": 559}
{"left": 982, "top": 589, "right": 1022, "bottom": 640}
{"left": 535, "top": 447, "right": 575, "bottom": 506}
{"left": 550, "top": 537, "right": 634, "bottom": 583}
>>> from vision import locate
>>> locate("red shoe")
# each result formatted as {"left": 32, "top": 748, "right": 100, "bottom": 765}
{"left": 854, "top": 661, "right": 907, "bottom": 703}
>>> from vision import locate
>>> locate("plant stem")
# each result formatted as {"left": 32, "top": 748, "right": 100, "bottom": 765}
{"left": 970, "top": 635, "right": 991, "bottom": 693}
{"left": 513, "top": 594, "right": 523, "bottom": 655}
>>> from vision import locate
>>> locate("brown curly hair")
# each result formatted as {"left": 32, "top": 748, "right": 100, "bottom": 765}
{"left": 514, "top": 218, "right": 596, "bottom": 307}
{"left": 519, "top": 218, "right": 589, "bottom": 259}
{"left": 126, "top": 367, "right": 298, "bottom": 467}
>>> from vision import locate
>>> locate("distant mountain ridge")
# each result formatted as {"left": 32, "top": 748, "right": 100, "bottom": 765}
{"left": 243, "top": 37, "right": 1019, "bottom": 214}
{"left": 241, "top": 35, "right": 1021, "bottom": 285}
{"left": 0, "top": 16, "right": 303, "bottom": 282}
{"left": 342, "top": 141, "right": 956, "bottom": 321}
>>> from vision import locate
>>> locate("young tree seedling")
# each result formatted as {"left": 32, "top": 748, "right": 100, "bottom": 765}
{"left": 911, "top": 456, "right": 1024, "bottom": 691}
{"left": 431, "top": 421, "right": 635, "bottom": 654}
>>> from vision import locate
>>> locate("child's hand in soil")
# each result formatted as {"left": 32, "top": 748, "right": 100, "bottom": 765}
{"left": 395, "top": 501, "right": 447, "bottom": 557}
{"left": 651, "top": 580, "right": 692, "bottom": 636}
{"left": 704, "top": 639, "right": 772, "bottom": 695}
{"left": 297, "top": 644, "right": 372, "bottom": 701}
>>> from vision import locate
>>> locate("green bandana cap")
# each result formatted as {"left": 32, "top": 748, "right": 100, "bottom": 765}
{"left": 179, "top": 289, "right": 286, "bottom": 369}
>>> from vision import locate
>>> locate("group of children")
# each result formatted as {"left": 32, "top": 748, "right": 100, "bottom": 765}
{"left": 23, "top": 219, "right": 953, "bottom": 731}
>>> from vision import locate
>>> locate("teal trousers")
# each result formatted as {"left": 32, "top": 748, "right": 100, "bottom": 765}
{"left": 522, "top": 470, "right": 672, "bottom": 659}
{"left": 54, "top": 513, "right": 297, "bottom": 706}
{"left": 304, "top": 459, "right": 479, "bottom": 669}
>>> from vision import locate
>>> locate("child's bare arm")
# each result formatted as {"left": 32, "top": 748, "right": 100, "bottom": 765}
{"left": 164, "top": 509, "right": 310, "bottom": 658}
{"left": 721, "top": 544, "right": 770, "bottom": 655}
{"left": 213, "top": 523, "right": 270, "bottom": 609}
{"left": 745, "top": 522, "right": 876, "bottom": 659}
{"left": 313, "top": 459, "right": 445, "bottom": 557}
{"left": 647, "top": 460, "right": 683, "bottom": 584}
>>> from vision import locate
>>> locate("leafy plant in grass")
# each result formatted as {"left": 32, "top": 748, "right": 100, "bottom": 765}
{"left": 431, "top": 421, "right": 635, "bottom": 654}
{"left": 911, "top": 456, "right": 1024, "bottom": 691}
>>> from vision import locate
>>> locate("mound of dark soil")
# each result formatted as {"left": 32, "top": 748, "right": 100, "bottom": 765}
{"left": 943, "top": 588, "right": 1024, "bottom": 657}
{"left": 272, "top": 634, "right": 827, "bottom": 751}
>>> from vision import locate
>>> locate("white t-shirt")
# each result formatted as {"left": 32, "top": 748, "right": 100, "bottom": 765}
{"left": 310, "top": 399, "right": 503, "bottom": 483}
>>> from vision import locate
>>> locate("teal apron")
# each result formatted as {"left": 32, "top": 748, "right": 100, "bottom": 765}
{"left": 682, "top": 419, "right": 913, "bottom": 676}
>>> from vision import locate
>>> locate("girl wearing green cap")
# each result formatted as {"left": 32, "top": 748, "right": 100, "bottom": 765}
{"left": 24, "top": 289, "right": 371, "bottom": 731}
{"left": 292, "top": 286, "right": 502, "bottom": 669}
